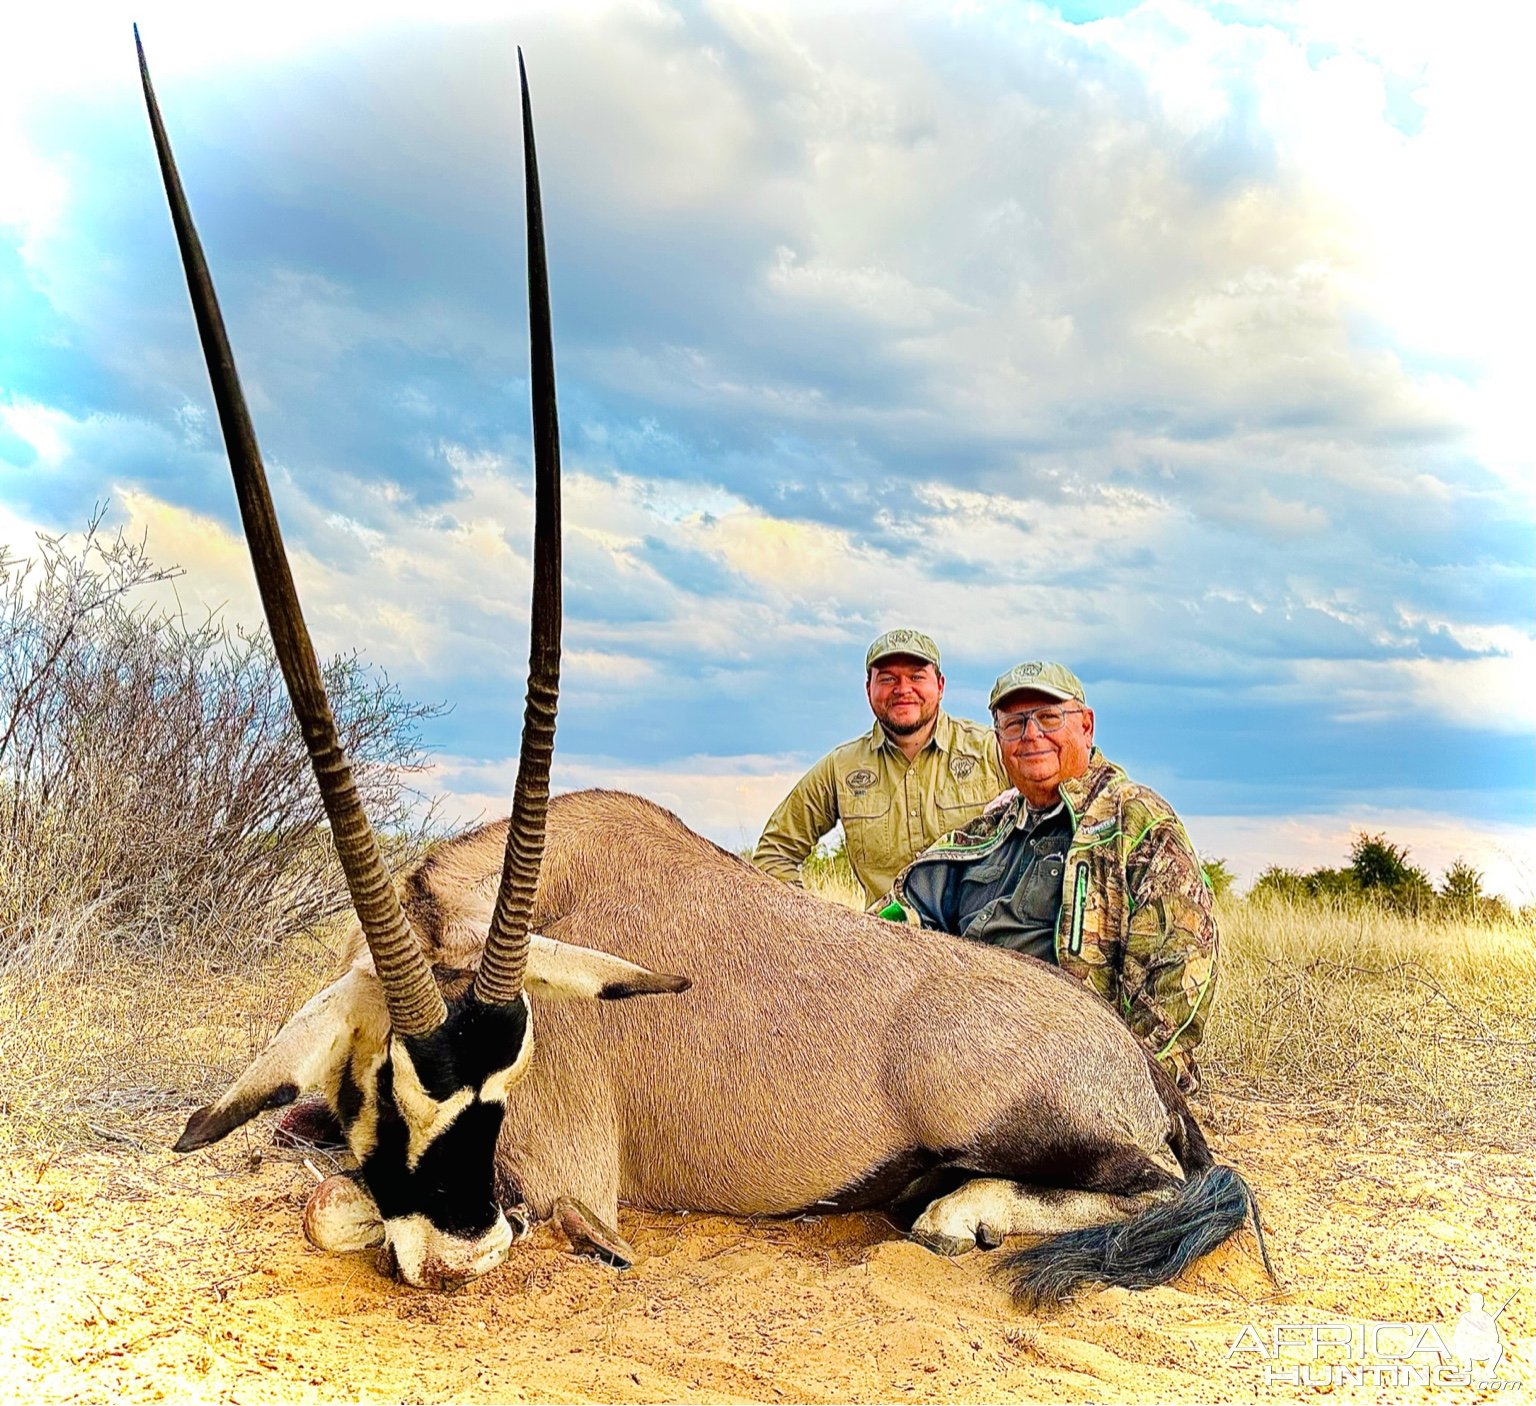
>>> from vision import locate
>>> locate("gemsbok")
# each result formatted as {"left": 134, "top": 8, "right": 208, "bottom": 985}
{"left": 138, "top": 30, "right": 1272, "bottom": 1305}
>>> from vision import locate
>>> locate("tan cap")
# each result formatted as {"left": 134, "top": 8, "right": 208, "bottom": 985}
{"left": 865, "top": 628, "right": 941, "bottom": 672}
{"left": 988, "top": 660, "right": 1087, "bottom": 711}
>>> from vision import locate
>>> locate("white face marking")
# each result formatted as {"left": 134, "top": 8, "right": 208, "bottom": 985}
{"left": 478, "top": 993, "right": 534, "bottom": 1105}
{"left": 385, "top": 1211, "right": 513, "bottom": 1290}
{"left": 330, "top": 1043, "right": 387, "bottom": 1162}
{"left": 388, "top": 1040, "right": 475, "bottom": 1171}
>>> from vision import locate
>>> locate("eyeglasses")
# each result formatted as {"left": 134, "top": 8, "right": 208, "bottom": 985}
{"left": 994, "top": 706, "right": 1082, "bottom": 742}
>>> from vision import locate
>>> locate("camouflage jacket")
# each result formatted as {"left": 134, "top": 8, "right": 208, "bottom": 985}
{"left": 879, "top": 749, "right": 1217, "bottom": 1090}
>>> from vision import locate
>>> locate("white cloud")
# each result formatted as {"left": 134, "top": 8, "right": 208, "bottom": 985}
{"left": 0, "top": 500, "right": 48, "bottom": 559}
{"left": 429, "top": 749, "right": 806, "bottom": 854}
{"left": 0, "top": 400, "right": 72, "bottom": 467}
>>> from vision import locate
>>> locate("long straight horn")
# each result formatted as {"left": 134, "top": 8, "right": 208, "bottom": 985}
{"left": 474, "top": 50, "right": 562, "bottom": 1007}
{"left": 135, "top": 28, "right": 445, "bottom": 1036}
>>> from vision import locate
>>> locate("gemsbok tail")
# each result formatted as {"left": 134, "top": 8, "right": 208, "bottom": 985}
{"left": 998, "top": 1165, "right": 1273, "bottom": 1310}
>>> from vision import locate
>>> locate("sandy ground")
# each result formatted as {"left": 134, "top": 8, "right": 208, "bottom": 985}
{"left": 1, "top": 1092, "right": 1530, "bottom": 1405}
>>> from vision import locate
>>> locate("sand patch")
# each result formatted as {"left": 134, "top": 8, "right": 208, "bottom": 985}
{"left": 1, "top": 1093, "right": 1529, "bottom": 1403}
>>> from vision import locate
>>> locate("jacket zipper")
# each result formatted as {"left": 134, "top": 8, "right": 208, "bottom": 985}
{"left": 1069, "top": 860, "right": 1089, "bottom": 955}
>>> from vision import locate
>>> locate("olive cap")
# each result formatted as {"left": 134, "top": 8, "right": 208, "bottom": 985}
{"left": 865, "top": 628, "right": 941, "bottom": 671}
{"left": 988, "top": 660, "right": 1087, "bottom": 711}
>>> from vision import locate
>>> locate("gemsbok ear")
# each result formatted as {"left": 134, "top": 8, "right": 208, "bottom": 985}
{"left": 526, "top": 934, "right": 691, "bottom": 1002}
{"left": 174, "top": 966, "right": 388, "bottom": 1151}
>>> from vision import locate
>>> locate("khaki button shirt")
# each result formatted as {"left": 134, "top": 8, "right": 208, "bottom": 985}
{"left": 752, "top": 712, "right": 1009, "bottom": 906}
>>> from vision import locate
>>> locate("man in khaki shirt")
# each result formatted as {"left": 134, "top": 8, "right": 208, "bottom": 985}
{"left": 752, "top": 629, "right": 1008, "bottom": 905}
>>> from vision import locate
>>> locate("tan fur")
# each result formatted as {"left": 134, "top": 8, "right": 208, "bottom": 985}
{"left": 348, "top": 789, "right": 1175, "bottom": 1225}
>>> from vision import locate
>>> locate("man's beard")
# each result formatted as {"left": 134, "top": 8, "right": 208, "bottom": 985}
{"left": 879, "top": 711, "right": 931, "bottom": 738}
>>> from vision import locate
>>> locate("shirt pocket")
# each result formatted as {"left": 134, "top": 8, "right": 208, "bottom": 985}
{"left": 840, "top": 791, "right": 893, "bottom": 878}
{"left": 1016, "top": 849, "right": 1066, "bottom": 930}
{"left": 936, "top": 776, "right": 1000, "bottom": 828}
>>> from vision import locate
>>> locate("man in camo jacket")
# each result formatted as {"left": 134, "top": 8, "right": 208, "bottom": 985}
{"left": 877, "top": 660, "right": 1218, "bottom": 1092}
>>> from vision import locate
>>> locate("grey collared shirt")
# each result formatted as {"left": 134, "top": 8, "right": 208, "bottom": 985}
{"left": 906, "top": 800, "right": 1072, "bottom": 962}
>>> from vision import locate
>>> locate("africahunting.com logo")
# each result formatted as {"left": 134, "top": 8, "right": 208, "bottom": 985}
{"left": 1225, "top": 1290, "right": 1520, "bottom": 1390}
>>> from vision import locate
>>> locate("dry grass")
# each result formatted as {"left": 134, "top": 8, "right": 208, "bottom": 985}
{"left": 798, "top": 845, "right": 866, "bottom": 911}
{"left": 801, "top": 862, "right": 1535, "bottom": 1142}
{"left": 1205, "top": 895, "right": 1535, "bottom": 1137}
{"left": 0, "top": 937, "right": 337, "bottom": 1155}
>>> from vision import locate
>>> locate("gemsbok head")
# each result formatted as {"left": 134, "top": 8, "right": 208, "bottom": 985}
{"left": 136, "top": 30, "right": 686, "bottom": 1289}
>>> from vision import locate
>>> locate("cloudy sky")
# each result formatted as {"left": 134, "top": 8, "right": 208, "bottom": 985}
{"left": 3, "top": 0, "right": 1532, "bottom": 899}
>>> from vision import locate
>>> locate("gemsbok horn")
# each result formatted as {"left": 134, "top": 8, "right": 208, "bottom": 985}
{"left": 141, "top": 30, "right": 683, "bottom": 1288}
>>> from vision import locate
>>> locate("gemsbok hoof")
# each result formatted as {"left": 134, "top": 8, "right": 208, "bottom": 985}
{"left": 910, "top": 1228, "right": 975, "bottom": 1258}
{"left": 555, "top": 1197, "right": 635, "bottom": 1269}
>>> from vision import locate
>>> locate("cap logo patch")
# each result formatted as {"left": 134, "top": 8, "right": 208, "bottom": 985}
{"left": 1020, "top": 662, "right": 1043, "bottom": 677}
{"left": 846, "top": 768, "right": 877, "bottom": 791}
{"left": 950, "top": 755, "right": 978, "bottom": 780}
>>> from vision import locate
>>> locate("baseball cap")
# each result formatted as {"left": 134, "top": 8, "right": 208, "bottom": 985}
{"left": 988, "top": 660, "right": 1087, "bottom": 711}
{"left": 865, "top": 628, "right": 941, "bottom": 671}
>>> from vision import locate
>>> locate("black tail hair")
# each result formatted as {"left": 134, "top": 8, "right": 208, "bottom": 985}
{"left": 998, "top": 1165, "right": 1274, "bottom": 1310}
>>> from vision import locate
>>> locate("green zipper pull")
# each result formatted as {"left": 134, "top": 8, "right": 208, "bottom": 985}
{"left": 1069, "top": 860, "right": 1089, "bottom": 954}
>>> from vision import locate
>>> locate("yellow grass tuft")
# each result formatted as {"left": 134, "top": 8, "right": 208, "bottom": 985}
{"left": 801, "top": 863, "right": 1535, "bottom": 1138}
{"left": 798, "top": 846, "right": 867, "bottom": 912}
{"left": 0, "top": 939, "right": 337, "bottom": 1155}
{"left": 1206, "top": 896, "right": 1534, "bottom": 1134}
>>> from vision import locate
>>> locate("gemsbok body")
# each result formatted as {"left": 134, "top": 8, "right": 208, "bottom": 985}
{"left": 137, "top": 31, "right": 1270, "bottom": 1306}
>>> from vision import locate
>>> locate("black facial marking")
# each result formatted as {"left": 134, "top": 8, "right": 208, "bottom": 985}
{"left": 362, "top": 1074, "right": 507, "bottom": 1238}
{"left": 336, "top": 1059, "right": 364, "bottom": 1128}
{"left": 400, "top": 996, "right": 530, "bottom": 1101}
{"left": 353, "top": 995, "right": 530, "bottom": 1241}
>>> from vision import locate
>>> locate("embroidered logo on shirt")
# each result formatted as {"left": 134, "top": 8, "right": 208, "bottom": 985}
{"left": 950, "top": 755, "right": 978, "bottom": 780}
{"left": 846, "top": 768, "right": 877, "bottom": 791}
